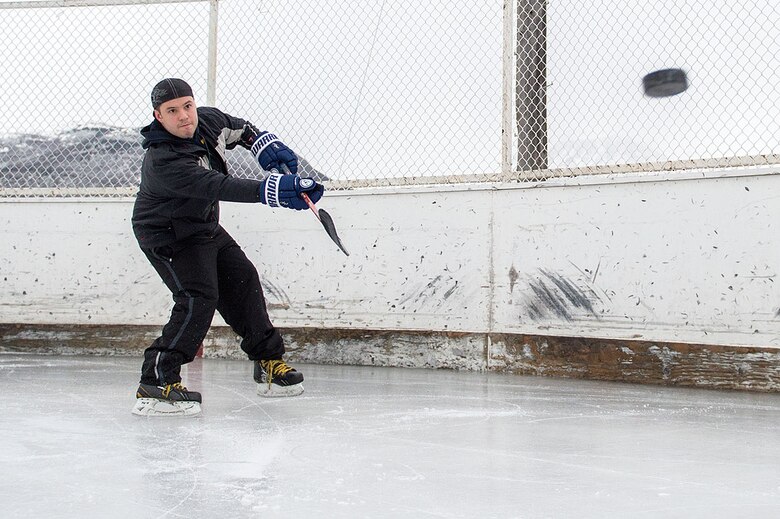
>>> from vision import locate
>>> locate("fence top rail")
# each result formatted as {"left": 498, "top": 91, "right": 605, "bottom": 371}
{"left": 0, "top": 0, "right": 207, "bottom": 9}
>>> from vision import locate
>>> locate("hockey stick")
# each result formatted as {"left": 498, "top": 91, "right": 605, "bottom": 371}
{"left": 273, "top": 164, "right": 349, "bottom": 256}
{"left": 301, "top": 192, "right": 349, "bottom": 256}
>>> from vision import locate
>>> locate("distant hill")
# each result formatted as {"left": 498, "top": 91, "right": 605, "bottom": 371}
{"left": 0, "top": 126, "right": 327, "bottom": 191}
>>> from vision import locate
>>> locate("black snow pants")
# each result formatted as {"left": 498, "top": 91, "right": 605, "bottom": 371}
{"left": 139, "top": 225, "right": 284, "bottom": 386}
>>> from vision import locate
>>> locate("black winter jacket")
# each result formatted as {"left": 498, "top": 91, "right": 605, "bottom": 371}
{"left": 132, "top": 107, "right": 262, "bottom": 248}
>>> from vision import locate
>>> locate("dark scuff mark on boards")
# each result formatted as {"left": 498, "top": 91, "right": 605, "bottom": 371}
{"left": 509, "top": 265, "right": 519, "bottom": 293}
{"left": 398, "top": 274, "right": 459, "bottom": 311}
{"left": 523, "top": 268, "right": 601, "bottom": 321}
{"left": 399, "top": 274, "right": 443, "bottom": 307}
{"left": 261, "top": 280, "right": 291, "bottom": 310}
{"left": 442, "top": 281, "right": 458, "bottom": 299}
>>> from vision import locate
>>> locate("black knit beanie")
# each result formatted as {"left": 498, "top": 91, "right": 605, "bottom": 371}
{"left": 151, "top": 78, "right": 194, "bottom": 109}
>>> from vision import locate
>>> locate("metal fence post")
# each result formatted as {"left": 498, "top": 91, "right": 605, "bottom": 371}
{"left": 501, "top": 0, "right": 517, "bottom": 181}
{"left": 206, "top": 0, "right": 219, "bottom": 106}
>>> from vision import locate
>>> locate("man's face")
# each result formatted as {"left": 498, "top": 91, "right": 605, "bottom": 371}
{"left": 154, "top": 96, "right": 198, "bottom": 139}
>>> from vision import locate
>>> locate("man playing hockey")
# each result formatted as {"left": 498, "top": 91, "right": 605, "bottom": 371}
{"left": 131, "top": 78, "right": 323, "bottom": 416}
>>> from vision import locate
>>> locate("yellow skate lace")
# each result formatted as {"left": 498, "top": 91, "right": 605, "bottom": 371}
{"left": 263, "top": 360, "right": 293, "bottom": 386}
{"left": 162, "top": 382, "right": 187, "bottom": 398}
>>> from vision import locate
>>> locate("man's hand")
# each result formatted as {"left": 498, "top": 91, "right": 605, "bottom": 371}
{"left": 250, "top": 132, "right": 299, "bottom": 174}
{"left": 259, "top": 172, "right": 324, "bottom": 210}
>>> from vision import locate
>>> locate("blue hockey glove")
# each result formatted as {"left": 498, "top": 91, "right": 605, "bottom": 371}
{"left": 250, "top": 132, "right": 299, "bottom": 174}
{"left": 259, "top": 172, "right": 324, "bottom": 210}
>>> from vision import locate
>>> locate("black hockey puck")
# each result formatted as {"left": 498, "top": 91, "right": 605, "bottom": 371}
{"left": 643, "top": 68, "right": 688, "bottom": 97}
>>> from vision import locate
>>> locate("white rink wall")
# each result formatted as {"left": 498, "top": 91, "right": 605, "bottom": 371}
{"left": 1, "top": 168, "right": 779, "bottom": 350}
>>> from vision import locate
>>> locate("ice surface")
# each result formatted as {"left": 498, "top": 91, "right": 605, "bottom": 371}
{"left": 0, "top": 354, "right": 779, "bottom": 518}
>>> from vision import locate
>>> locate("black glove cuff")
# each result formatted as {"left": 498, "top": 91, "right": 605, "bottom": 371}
{"left": 240, "top": 122, "right": 262, "bottom": 147}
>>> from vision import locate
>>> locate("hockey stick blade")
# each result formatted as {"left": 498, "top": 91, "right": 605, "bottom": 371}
{"left": 302, "top": 193, "right": 349, "bottom": 256}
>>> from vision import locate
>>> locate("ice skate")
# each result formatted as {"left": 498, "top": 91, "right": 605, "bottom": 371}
{"left": 254, "top": 359, "right": 304, "bottom": 397}
{"left": 132, "top": 382, "right": 202, "bottom": 416}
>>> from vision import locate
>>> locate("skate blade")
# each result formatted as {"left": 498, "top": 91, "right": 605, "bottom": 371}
{"left": 256, "top": 383, "right": 304, "bottom": 398}
{"left": 132, "top": 398, "right": 202, "bottom": 417}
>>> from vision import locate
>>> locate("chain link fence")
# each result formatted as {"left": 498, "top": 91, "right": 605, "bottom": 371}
{"left": 0, "top": 0, "right": 778, "bottom": 197}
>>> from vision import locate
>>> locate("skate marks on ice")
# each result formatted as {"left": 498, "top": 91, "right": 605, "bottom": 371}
{"left": 210, "top": 368, "right": 780, "bottom": 517}
{"left": 247, "top": 380, "right": 780, "bottom": 517}
{"left": 1, "top": 355, "right": 780, "bottom": 518}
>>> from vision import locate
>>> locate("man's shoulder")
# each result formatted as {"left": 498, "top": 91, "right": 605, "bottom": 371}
{"left": 197, "top": 106, "right": 245, "bottom": 130}
{"left": 196, "top": 107, "right": 247, "bottom": 147}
